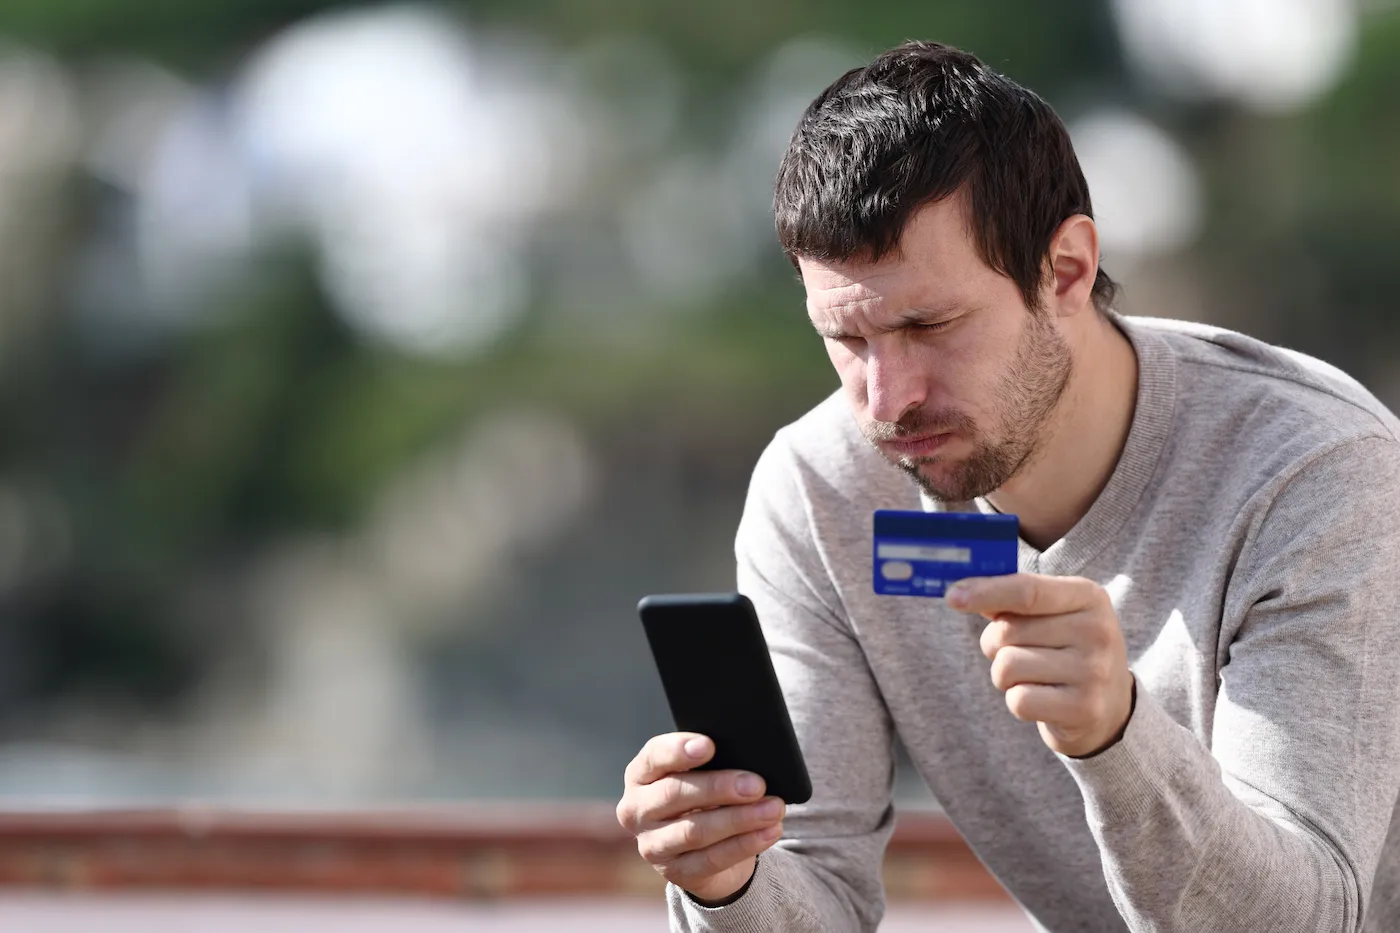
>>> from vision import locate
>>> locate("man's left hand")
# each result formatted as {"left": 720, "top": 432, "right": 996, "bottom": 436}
{"left": 947, "top": 573, "right": 1134, "bottom": 758}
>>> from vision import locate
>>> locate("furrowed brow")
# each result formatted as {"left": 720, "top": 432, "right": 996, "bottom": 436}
{"left": 813, "top": 322, "right": 852, "bottom": 340}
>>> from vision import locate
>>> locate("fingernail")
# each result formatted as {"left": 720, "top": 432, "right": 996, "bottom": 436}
{"left": 761, "top": 822, "right": 783, "bottom": 841}
{"left": 946, "top": 584, "right": 969, "bottom": 607}
{"left": 684, "top": 737, "right": 709, "bottom": 759}
{"left": 755, "top": 798, "right": 783, "bottom": 820}
{"left": 736, "top": 774, "right": 763, "bottom": 797}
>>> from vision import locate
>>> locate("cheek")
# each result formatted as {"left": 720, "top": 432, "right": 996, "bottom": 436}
{"left": 825, "top": 345, "right": 868, "bottom": 405}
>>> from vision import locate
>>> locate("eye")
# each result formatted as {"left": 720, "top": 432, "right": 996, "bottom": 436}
{"left": 916, "top": 320, "right": 954, "bottom": 334}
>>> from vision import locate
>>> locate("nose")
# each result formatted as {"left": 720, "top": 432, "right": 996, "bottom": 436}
{"left": 865, "top": 343, "right": 927, "bottom": 424}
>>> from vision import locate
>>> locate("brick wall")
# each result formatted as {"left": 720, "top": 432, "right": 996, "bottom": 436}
{"left": 0, "top": 805, "right": 1009, "bottom": 902}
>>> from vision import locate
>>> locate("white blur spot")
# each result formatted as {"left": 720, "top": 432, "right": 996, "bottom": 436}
{"left": 620, "top": 35, "right": 863, "bottom": 305}
{"left": 315, "top": 204, "right": 528, "bottom": 355}
{"left": 1111, "top": 0, "right": 1358, "bottom": 113}
{"left": 135, "top": 97, "right": 257, "bottom": 320}
{"left": 70, "top": 61, "right": 253, "bottom": 339}
{"left": 1071, "top": 110, "right": 1203, "bottom": 258}
{"left": 200, "top": 6, "right": 581, "bottom": 355}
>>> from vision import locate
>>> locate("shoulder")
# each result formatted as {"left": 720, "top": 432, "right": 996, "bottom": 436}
{"left": 1122, "top": 317, "right": 1400, "bottom": 506}
{"left": 1123, "top": 315, "right": 1400, "bottom": 445}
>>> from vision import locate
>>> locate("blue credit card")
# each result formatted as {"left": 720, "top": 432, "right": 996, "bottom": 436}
{"left": 872, "top": 509, "right": 1019, "bottom": 597}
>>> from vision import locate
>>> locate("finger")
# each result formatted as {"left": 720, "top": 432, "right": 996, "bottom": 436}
{"left": 1003, "top": 683, "right": 1079, "bottom": 723}
{"left": 979, "top": 613, "right": 1087, "bottom": 659}
{"left": 638, "top": 797, "right": 786, "bottom": 865}
{"left": 633, "top": 770, "right": 768, "bottom": 828}
{"left": 949, "top": 574, "right": 1098, "bottom": 619}
{"left": 625, "top": 733, "right": 713, "bottom": 788}
{"left": 663, "top": 822, "right": 785, "bottom": 887}
{"left": 988, "top": 645, "right": 1075, "bottom": 692}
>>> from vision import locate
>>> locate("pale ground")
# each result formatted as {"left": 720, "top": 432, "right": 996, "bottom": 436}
{"left": 0, "top": 892, "right": 1036, "bottom": 931}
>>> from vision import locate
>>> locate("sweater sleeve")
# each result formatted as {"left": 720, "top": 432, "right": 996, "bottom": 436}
{"left": 1061, "top": 434, "right": 1400, "bottom": 932}
{"left": 668, "top": 430, "right": 897, "bottom": 933}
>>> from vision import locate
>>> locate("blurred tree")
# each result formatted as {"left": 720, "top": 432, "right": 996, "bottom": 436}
{"left": 0, "top": 0, "right": 1396, "bottom": 798}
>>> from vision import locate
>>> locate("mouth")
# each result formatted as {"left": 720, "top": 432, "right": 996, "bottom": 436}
{"left": 881, "top": 432, "right": 953, "bottom": 459}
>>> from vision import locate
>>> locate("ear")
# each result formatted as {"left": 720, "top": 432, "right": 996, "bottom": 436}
{"left": 1043, "top": 215, "right": 1099, "bottom": 318}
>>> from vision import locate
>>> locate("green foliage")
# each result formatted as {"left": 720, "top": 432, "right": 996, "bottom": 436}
{"left": 1, "top": 0, "right": 1399, "bottom": 798}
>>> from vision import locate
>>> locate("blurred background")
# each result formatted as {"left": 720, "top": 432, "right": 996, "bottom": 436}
{"left": 0, "top": 0, "right": 1396, "bottom": 812}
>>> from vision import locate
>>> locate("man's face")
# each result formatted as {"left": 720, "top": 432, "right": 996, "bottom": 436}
{"left": 799, "top": 193, "right": 1073, "bottom": 502}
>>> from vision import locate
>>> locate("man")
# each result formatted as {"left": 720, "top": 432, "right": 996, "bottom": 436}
{"left": 615, "top": 40, "right": 1400, "bottom": 932}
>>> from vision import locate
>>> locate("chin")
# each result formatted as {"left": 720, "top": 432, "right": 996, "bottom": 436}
{"left": 902, "top": 457, "right": 1000, "bottom": 503}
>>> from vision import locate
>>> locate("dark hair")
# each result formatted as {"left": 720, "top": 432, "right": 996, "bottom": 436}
{"left": 774, "top": 40, "right": 1118, "bottom": 315}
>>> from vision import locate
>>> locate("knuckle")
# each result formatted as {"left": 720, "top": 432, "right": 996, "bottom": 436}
{"left": 989, "top": 655, "right": 1012, "bottom": 691}
{"left": 627, "top": 742, "right": 657, "bottom": 784}
{"left": 1006, "top": 686, "right": 1034, "bottom": 721}
{"left": 660, "top": 862, "right": 693, "bottom": 887}
{"left": 637, "top": 833, "right": 663, "bottom": 864}
{"left": 616, "top": 797, "right": 635, "bottom": 831}
{"left": 983, "top": 620, "right": 1006, "bottom": 649}
{"left": 979, "top": 629, "right": 996, "bottom": 659}
{"left": 988, "top": 620, "right": 1017, "bottom": 656}
{"left": 678, "top": 816, "right": 706, "bottom": 850}
{"left": 657, "top": 778, "right": 684, "bottom": 812}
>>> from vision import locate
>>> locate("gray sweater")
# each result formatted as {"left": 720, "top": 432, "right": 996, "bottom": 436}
{"left": 668, "top": 315, "right": 1400, "bottom": 932}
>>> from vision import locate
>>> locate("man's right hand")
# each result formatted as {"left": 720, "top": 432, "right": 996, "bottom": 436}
{"left": 616, "top": 732, "right": 787, "bottom": 904}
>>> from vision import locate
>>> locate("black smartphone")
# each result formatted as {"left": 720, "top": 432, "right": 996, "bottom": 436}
{"left": 637, "top": 592, "right": 812, "bottom": 804}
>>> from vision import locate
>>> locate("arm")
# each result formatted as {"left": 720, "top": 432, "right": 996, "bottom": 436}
{"left": 669, "top": 432, "right": 897, "bottom": 933}
{"left": 1062, "top": 435, "right": 1400, "bottom": 931}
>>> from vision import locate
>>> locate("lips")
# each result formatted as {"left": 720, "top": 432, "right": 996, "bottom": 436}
{"left": 882, "top": 432, "right": 952, "bottom": 458}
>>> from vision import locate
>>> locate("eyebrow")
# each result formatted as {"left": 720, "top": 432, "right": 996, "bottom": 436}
{"left": 811, "top": 305, "right": 962, "bottom": 340}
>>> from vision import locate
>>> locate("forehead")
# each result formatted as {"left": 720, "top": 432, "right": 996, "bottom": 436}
{"left": 798, "top": 192, "right": 988, "bottom": 317}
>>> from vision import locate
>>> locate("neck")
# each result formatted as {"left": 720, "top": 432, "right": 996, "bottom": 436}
{"left": 985, "top": 312, "right": 1139, "bottom": 551}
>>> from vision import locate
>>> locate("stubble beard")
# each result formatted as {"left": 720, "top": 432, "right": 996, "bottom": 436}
{"left": 862, "top": 313, "right": 1074, "bottom": 503}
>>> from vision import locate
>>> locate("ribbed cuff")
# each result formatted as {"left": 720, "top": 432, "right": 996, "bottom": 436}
{"left": 669, "top": 852, "right": 780, "bottom": 933}
{"left": 1057, "top": 682, "right": 1204, "bottom": 828}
